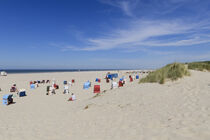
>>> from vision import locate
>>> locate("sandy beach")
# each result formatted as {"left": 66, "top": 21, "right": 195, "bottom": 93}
{"left": 0, "top": 70, "right": 210, "bottom": 140}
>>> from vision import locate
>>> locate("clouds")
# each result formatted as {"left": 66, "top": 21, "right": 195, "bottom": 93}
{"left": 61, "top": 18, "right": 210, "bottom": 51}
{"left": 99, "top": 0, "right": 138, "bottom": 17}
{"left": 51, "top": 0, "right": 210, "bottom": 68}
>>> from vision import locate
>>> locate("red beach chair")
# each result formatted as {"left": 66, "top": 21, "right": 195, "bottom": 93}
{"left": 94, "top": 85, "right": 100, "bottom": 93}
{"left": 118, "top": 81, "right": 123, "bottom": 87}
{"left": 72, "top": 79, "right": 75, "bottom": 83}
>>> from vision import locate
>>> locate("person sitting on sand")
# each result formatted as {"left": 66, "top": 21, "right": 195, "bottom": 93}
{"left": 64, "top": 85, "right": 69, "bottom": 94}
{"left": 68, "top": 93, "right": 76, "bottom": 101}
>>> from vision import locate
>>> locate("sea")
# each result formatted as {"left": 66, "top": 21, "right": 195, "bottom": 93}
{"left": 0, "top": 69, "right": 123, "bottom": 74}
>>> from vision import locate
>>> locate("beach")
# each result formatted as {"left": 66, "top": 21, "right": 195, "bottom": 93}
{"left": 0, "top": 70, "right": 210, "bottom": 140}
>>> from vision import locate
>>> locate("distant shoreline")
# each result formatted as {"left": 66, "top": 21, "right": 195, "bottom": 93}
{"left": 0, "top": 69, "right": 141, "bottom": 74}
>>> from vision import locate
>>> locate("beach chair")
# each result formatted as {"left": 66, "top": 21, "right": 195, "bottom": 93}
{"left": 95, "top": 78, "right": 101, "bottom": 83}
{"left": 10, "top": 86, "right": 16, "bottom": 92}
{"left": 118, "top": 81, "right": 123, "bottom": 87}
{"left": 129, "top": 75, "right": 133, "bottom": 82}
{"left": 2, "top": 94, "right": 13, "bottom": 105}
{"left": 19, "top": 89, "right": 26, "bottom": 97}
{"left": 72, "top": 79, "right": 75, "bottom": 83}
{"left": 54, "top": 84, "right": 59, "bottom": 89}
{"left": 94, "top": 85, "right": 100, "bottom": 93}
{"left": 130, "top": 77, "right": 133, "bottom": 82}
{"left": 136, "top": 75, "right": 139, "bottom": 79}
{"left": 30, "top": 84, "right": 36, "bottom": 89}
{"left": 64, "top": 81, "right": 67, "bottom": 85}
{"left": 83, "top": 81, "right": 91, "bottom": 89}
{"left": 113, "top": 73, "right": 118, "bottom": 78}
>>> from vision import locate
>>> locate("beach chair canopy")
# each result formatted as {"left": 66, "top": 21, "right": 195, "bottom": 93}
{"left": 3, "top": 94, "right": 13, "bottom": 100}
{"left": 3, "top": 94, "right": 13, "bottom": 105}
{"left": 107, "top": 73, "right": 118, "bottom": 79}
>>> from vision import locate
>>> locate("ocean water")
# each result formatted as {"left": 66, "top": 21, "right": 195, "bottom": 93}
{"left": 0, "top": 69, "right": 121, "bottom": 74}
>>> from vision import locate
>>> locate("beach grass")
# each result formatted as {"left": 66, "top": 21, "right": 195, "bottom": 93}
{"left": 139, "top": 63, "right": 190, "bottom": 84}
{"left": 187, "top": 61, "right": 210, "bottom": 71}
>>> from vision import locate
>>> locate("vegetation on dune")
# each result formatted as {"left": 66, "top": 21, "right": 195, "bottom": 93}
{"left": 187, "top": 61, "right": 210, "bottom": 71}
{"left": 139, "top": 63, "right": 190, "bottom": 84}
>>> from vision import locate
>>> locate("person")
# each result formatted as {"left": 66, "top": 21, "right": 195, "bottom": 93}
{"left": 123, "top": 78, "right": 126, "bottom": 84}
{"left": 50, "top": 85, "right": 56, "bottom": 95}
{"left": 64, "top": 85, "right": 69, "bottom": 94}
{"left": 68, "top": 81, "right": 72, "bottom": 86}
{"left": 46, "top": 86, "right": 50, "bottom": 95}
{"left": 68, "top": 93, "right": 76, "bottom": 101}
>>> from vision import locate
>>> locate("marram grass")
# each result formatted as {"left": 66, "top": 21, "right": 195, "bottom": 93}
{"left": 139, "top": 63, "right": 190, "bottom": 84}
{"left": 187, "top": 61, "right": 210, "bottom": 71}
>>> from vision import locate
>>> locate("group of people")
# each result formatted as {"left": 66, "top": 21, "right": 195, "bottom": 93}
{"left": 46, "top": 81, "right": 76, "bottom": 101}
{"left": 3, "top": 73, "right": 137, "bottom": 105}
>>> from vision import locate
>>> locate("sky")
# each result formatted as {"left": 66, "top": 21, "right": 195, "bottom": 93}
{"left": 0, "top": 0, "right": 210, "bottom": 69}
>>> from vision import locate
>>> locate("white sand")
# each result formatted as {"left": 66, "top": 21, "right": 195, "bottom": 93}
{"left": 0, "top": 70, "right": 210, "bottom": 140}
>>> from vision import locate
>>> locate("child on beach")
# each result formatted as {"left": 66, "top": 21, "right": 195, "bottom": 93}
{"left": 68, "top": 93, "right": 76, "bottom": 101}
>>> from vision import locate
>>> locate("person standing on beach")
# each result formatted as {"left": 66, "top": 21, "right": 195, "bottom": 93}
{"left": 50, "top": 85, "right": 56, "bottom": 95}
{"left": 64, "top": 84, "right": 69, "bottom": 94}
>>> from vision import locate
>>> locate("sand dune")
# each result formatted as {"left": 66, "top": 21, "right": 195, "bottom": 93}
{"left": 0, "top": 70, "right": 210, "bottom": 140}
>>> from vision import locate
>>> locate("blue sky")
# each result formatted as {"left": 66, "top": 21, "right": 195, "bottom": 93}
{"left": 0, "top": 0, "right": 210, "bottom": 69}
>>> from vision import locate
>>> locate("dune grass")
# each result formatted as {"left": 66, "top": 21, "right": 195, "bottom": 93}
{"left": 187, "top": 61, "right": 210, "bottom": 71}
{"left": 140, "top": 63, "right": 190, "bottom": 84}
